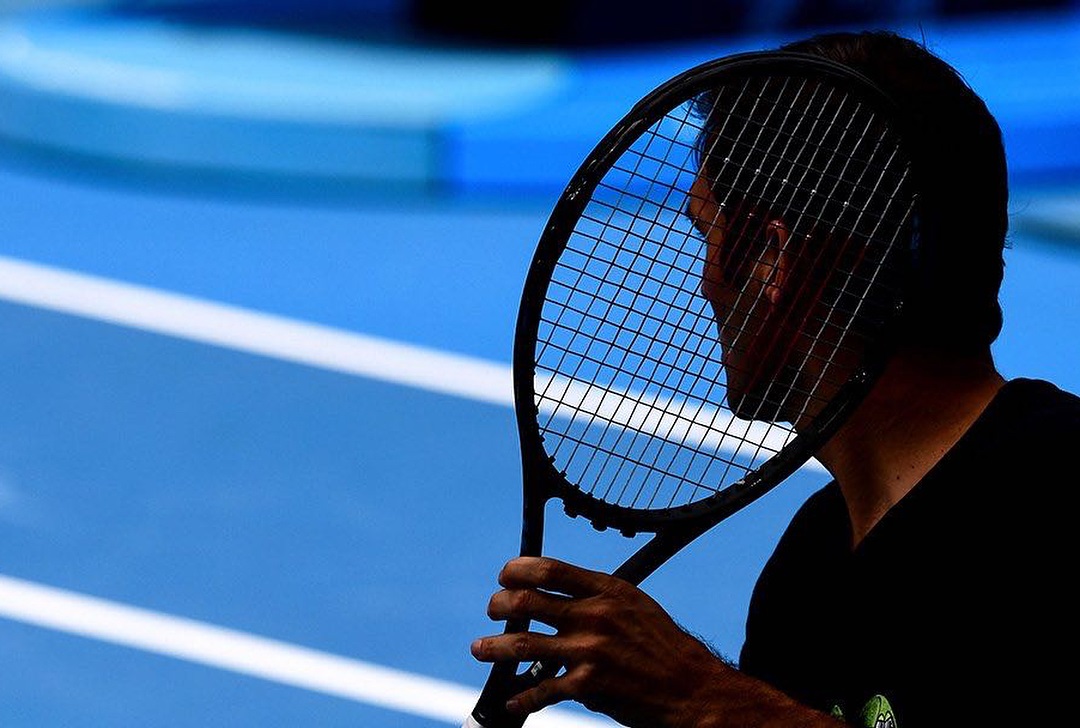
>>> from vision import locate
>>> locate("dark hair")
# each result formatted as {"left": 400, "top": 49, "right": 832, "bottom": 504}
{"left": 780, "top": 30, "right": 1009, "bottom": 354}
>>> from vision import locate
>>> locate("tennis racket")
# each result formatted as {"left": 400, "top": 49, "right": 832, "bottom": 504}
{"left": 465, "top": 50, "right": 922, "bottom": 728}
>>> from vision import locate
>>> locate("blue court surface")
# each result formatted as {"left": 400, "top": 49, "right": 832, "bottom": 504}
{"left": 2, "top": 4, "right": 1080, "bottom": 727}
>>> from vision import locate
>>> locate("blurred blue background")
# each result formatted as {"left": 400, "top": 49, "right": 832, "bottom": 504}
{"left": 1, "top": 1, "right": 1079, "bottom": 726}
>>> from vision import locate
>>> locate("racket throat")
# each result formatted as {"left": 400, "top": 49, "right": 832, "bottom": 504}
{"left": 518, "top": 491, "right": 549, "bottom": 558}
{"left": 612, "top": 525, "right": 706, "bottom": 586}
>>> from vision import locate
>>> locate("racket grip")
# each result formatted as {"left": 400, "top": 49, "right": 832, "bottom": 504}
{"left": 463, "top": 679, "right": 529, "bottom": 728}
{"left": 462, "top": 709, "right": 526, "bottom": 728}
{"left": 466, "top": 656, "right": 559, "bottom": 728}
{"left": 464, "top": 713, "right": 526, "bottom": 728}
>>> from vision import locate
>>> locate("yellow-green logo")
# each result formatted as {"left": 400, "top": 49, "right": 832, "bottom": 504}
{"left": 831, "top": 694, "right": 896, "bottom": 727}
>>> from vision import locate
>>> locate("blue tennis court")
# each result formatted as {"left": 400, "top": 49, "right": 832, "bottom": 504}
{"left": 2, "top": 3, "right": 1080, "bottom": 726}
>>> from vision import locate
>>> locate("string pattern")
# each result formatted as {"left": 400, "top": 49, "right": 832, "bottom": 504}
{"left": 533, "top": 70, "right": 916, "bottom": 513}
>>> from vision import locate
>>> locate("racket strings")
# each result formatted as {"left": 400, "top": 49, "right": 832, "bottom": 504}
{"left": 698, "top": 78, "right": 909, "bottom": 433}
{"left": 543, "top": 85, "right": 804, "bottom": 506}
{"left": 720, "top": 99, "right": 877, "bottom": 427}
{"left": 533, "top": 102, "right": 700, "bottom": 374}
{"left": 757, "top": 124, "right": 913, "bottom": 430}
{"left": 550, "top": 122, "right": 731, "bottom": 505}
{"left": 535, "top": 70, "right": 913, "bottom": 513}
{"left": 566, "top": 128, "right": 752, "bottom": 507}
{"left": 681, "top": 77, "right": 823, "bottom": 484}
{"left": 534, "top": 118, "right": 697, "bottom": 415}
{"left": 643, "top": 76, "right": 817, "bottom": 506}
{"left": 543, "top": 171, "right": 775, "bottom": 504}
{"left": 661, "top": 76, "right": 860, "bottom": 495}
{"left": 539, "top": 264, "right": 743, "bottom": 503}
{"left": 534, "top": 153, "right": 683, "bottom": 446}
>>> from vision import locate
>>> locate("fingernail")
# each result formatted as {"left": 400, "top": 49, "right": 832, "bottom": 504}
{"left": 506, "top": 699, "right": 520, "bottom": 713}
{"left": 470, "top": 639, "right": 482, "bottom": 656}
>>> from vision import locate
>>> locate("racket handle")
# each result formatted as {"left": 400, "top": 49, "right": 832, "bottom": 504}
{"left": 466, "top": 656, "right": 560, "bottom": 728}
{"left": 462, "top": 709, "right": 526, "bottom": 728}
{"left": 463, "top": 681, "right": 529, "bottom": 728}
{"left": 463, "top": 713, "right": 525, "bottom": 728}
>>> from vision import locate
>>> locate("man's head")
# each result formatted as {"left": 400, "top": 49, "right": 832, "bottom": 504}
{"left": 780, "top": 30, "right": 1009, "bottom": 356}
{"left": 687, "top": 31, "right": 1008, "bottom": 424}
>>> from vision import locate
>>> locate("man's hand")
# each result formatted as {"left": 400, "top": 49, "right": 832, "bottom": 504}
{"left": 469, "top": 556, "right": 730, "bottom": 727}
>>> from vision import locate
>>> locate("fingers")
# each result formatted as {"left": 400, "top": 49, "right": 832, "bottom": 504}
{"left": 466, "top": 646, "right": 587, "bottom": 718}
{"left": 488, "top": 587, "right": 573, "bottom": 625}
{"left": 471, "top": 558, "right": 631, "bottom": 719}
{"left": 498, "top": 557, "right": 618, "bottom": 598}
{"left": 470, "top": 631, "right": 563, "bottom": 664}
{"left": 505, "top": 673, "right": 580, "bottom": 716}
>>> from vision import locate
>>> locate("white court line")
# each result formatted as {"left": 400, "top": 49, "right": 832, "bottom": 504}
{"left": 0, "top": 257, "right": 615, "bottom": 725}
{"left": 0, "top": 574, "right": 612, "bottom": 728}
{"left": 0, "top": 255, "right": 816, "bottom": 722}
{"left": 0, "top": 254, "right": 824, "bottom": 474}
{"left": 0, "top": 255, "right": 514, "bottom": 407}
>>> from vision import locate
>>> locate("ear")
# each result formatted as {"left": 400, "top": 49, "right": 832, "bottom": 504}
{"left": 760, "top": 219, "right": 790, "bottom": 306}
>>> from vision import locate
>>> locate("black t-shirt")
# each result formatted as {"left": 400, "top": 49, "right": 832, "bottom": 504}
{"left": 738, "top": 378, "right": 1079, "bottom": 725}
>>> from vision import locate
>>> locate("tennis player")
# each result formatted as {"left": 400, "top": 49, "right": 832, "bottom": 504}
{"left": 471, "top": 30, "right": 1078, "bottom": 726}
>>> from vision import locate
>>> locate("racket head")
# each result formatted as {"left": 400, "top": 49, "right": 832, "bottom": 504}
{"left": 513, "top": 51, "right": 922, "bottom": 537}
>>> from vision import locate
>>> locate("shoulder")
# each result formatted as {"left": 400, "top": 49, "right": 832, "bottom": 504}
{"left": 759, "top": 481, "right": 847, "bottom": 573}
{"left": 997, "top": 377, "right": 1080, "bottom": 417}
{"left": 978, "top": 377, "right": 1080, "bottom": 449}
{"left": 993, "top": 378, "right": 1080, "bottom": 416}
{"left": 945, "top": 376, "right": 1078, "bottom": 525}
{"left": 784, "top": 482, "right": 845, "bottom": 536}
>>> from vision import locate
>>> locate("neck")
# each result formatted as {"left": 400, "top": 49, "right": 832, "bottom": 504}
{"left": 815, "top": 347, "right": 1004, "bottom": 548}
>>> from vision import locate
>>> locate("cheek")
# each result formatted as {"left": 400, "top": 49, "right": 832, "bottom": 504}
{"left": 699, "top": 234, "right": 730, "bottom": 306}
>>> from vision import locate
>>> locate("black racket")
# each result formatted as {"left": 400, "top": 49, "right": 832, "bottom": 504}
{"left": 465, "top": 50, "right": 922, "bottom": 728}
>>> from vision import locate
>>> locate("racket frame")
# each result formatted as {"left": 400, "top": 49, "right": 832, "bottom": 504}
{"left": 514, "top": 51, "right": 913, "bottom": 546}
{"left": 469, "top": 50, "right": 922, "bottom": 728}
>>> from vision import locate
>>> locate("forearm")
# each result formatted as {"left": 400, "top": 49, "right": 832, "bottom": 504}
{"left": 676, "top": 659, "right": 846, "bottom": 728}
